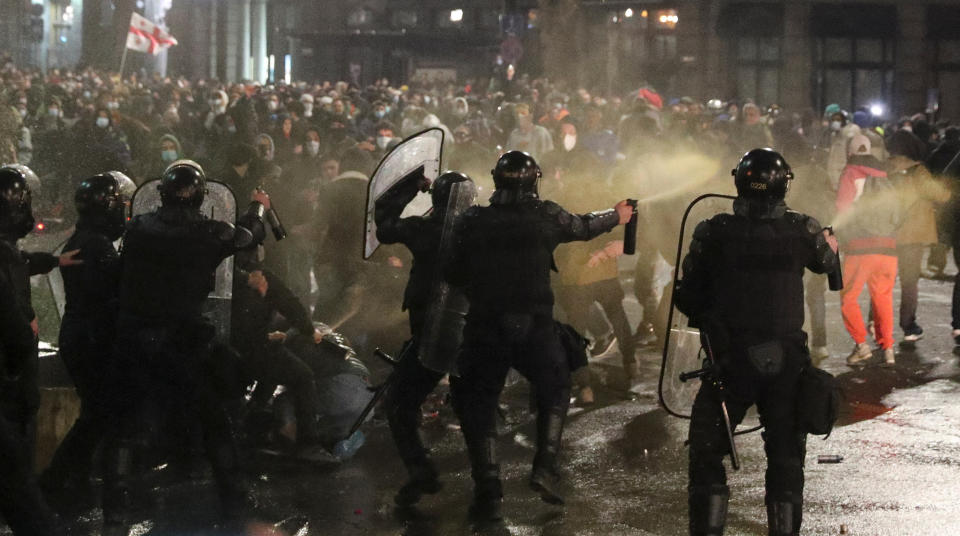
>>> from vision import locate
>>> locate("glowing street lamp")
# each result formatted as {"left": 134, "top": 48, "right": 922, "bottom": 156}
{"left": 450, "top": 9, "right": 463, "bottom": 23}
{"left": 624, "top": 8, "right": 634, "bottom": 18}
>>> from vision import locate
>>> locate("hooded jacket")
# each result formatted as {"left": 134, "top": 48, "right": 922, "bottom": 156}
{"left": 835, "top": 155, "right": 895, "bottom": 254}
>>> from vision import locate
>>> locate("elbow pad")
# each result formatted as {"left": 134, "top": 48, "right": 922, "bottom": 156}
{"left": 584, "top": 209, "right": 619, "bottom": 235}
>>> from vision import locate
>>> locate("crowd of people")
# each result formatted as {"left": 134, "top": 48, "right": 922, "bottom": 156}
{"left": 2, "top": 51, "right": 960, "bottom": 535}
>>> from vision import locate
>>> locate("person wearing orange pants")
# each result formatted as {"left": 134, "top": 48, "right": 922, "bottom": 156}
{"left": 835, "top": 133, "right": 899, "bottom": 366}
{"left": 840, "top": 254, "right": 898, "bottom": 365}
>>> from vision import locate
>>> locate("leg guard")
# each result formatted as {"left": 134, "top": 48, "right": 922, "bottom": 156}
{"left": 467, "top": 436, "right": 502, "bottom": 523}
{"left": 766, "top": 493, "right": 802, "bottom": 536}
{"left": 689, "top": 484, "right": 729, "bottom": 536}
{"left": 530, "top": 406, "right": 566, "bottom": 505}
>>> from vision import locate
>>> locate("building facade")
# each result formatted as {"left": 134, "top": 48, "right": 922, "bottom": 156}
{"left": 1, "top": 0, "right": 950, "bottom": 120}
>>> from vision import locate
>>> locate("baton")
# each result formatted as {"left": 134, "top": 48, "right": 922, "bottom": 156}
{"left": 346, "top": 347, "right": 404, "bottom": 437}
{"left": 696, "top": 333, "right": 740, "bottom": 471}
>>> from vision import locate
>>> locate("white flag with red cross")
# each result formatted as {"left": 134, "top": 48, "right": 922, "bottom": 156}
{"left": 125, "top": 12, "right": 178, "bottom": 55}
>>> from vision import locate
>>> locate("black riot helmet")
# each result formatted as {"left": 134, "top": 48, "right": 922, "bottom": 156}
{"left": 491, "top": 150, "right": 541, "bottom": 193}
{"left": 159, "top": 159, "right": 206, "bottom": 209}
{"left": 75, "top": 171, "right": 137, "bottom": 241}
{"left": 732, "top": 148, "right": 794, "bottom": 201}
{"left": 431, "top": 171, "right": 476, "bottom": 214}
{"left": 0, "top": 164, "right": 38, "bottom": 239}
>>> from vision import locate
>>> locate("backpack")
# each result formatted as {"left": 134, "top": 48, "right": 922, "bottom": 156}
{"left": 847, "top": 173, "right": 903, "bottom": 239}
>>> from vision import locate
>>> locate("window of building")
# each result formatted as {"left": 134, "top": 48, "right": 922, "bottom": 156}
{"left": 391, "top": 10, "right": 418, "bottom": 30}
{"left": 811, "top": 4, "right": 897, "bottom": 113}
{"left": 929, "top": 6, "right": 960, "bottom": 120}
{"left": 346, "top": 7, "right": 373, "bottom": 28}
{"left": 720, "top": 3, "right": 784, "bottom": 105}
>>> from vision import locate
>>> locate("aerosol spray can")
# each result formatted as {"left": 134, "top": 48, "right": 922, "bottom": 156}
{"left": 623, "top": 199, "right": 638, "bottom": 255}
{"left": 825, "top": 226, "right": 842, "bottom": 291}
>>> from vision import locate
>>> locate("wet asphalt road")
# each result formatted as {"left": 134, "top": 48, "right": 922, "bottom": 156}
{"left": 23, "top": 249, "right": 960, "bottom": 536}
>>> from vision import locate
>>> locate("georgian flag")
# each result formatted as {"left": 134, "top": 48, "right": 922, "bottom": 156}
{"left": 125, "top": 12, "right": 178, "bottom": 55}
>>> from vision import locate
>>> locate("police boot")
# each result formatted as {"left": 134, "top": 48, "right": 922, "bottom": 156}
{"left": 395, "top": 461, "right": 443, "bottom": 507}
{"left": 688, "top": 484, "right": 729, "bottom": 535}
{"left": 766, "top": 498, "right": 802, "bottom": 536}
{"left": 529, "top": 407, "right": 566, "bottom": 505}
{"left": 101, "top": 445, "right": 135, "bottom": 536}
{"left": 467, "top": 437, "right": 503, "bottom": 526}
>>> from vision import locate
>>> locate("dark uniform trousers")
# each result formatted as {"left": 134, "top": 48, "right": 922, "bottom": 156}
{"left": 450, "top": 312, "right": 570, "bottom": 496}
{"left": 101, "top": 318, "right": 245, "bottom": 524}
{"left": 384, "top": 310, "right": 445, "bottom": 477}
{"left": 688, "top": 335, "right": 809, "bottom": 531}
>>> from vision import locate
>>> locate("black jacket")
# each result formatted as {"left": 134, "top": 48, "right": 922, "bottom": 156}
{"left": 674, "top": 199, "right": 839, "bottom": 347}
{"left": 231, "top": 269, "right": 314, "bottom": 357}
{"left": 118, "top": 205, "right": 266, "bottom": 323}
{"left": 374, "top": 174, "right": 442, "bottom": 312}
{"left": 0, "top": 239, "right": 57, "bottom": 412}
{"left": 445, "top": 193, "right": 619, "bottom": 316}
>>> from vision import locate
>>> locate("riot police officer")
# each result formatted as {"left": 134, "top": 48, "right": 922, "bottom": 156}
{"left": 375, "top": 170, "right": 476, "bottom": 507}
{"left": 101, "top": 160, "right": 270, "bottom": 534}
{"left": 0, "top": 164, "right": 77, "bottom": 535}
{"left": 41, "top": 172, "right": 135, "bottom": 503}
{"left": 674, "top": 149, "right": 839, "bottom": 536}
{"left": 445, "top": 151, "right": 632, "bottom": 526}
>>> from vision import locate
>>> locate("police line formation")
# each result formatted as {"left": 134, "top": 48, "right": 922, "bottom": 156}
{"left": 0, "top": 140, "right": 858, "bottom": 536}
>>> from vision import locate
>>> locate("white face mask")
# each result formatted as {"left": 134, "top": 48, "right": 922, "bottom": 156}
{"left": 18, "top": 109, "right": 27, "bottom": 119}
{"left": 107, "top": 101, "right": 119, "bottom": 110}
{"left": 267, "top": 100, "right": 278, "bottom": 112}
{"left": 302, "top": 103, "right": 313, "bottom": 117}
{"left": 901, "top": 125, "right": 913, "bottom": 133}
{"left": 48, "top": 108, "right": 60, "bottom": 118}
{"left": 563, "top": 134, "right": 577, "bottom": 151}
{"left": 830, "top": 120, "right": 842, "bottom": 132}
{"left": 306, "top": 140, "right": 320, "bottom": 156}
{"left": 96, "top": 117, "right": 110, "bottom": 128}
{"left": 376, "top": 136, "right": 391, "bottom": 150}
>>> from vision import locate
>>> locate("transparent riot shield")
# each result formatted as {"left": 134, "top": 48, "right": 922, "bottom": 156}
{"left": 46, "top": 240, "right": 67, "bottom": 322}
{"left": 364, "top": 128, "right": 444, "bottom": 259}
{"left": 419, "top": 180, "right": 478, "bottom": 375}
{"left": 658, "top": 194, "right": 736, "bottom": 419}
{"left": 131, "top": 179, "right": 237, "bottom": 342}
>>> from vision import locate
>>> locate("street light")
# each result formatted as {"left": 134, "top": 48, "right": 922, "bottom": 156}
{"left": 450, "top": 9, "right": 463, "bottom": 23}
{"left": 870, "top": 103, "right": 885, "bottom": 117}
{"left": 624, "top": 8, "right": 634, "bottom": 18}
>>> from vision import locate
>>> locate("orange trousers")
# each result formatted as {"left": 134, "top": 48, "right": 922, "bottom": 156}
{"left": 840, "top": 254, "right": 898, "bottom": 349}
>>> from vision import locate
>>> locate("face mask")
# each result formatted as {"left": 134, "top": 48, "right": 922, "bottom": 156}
{"left": 227, "top": 124, "right": 237, "bottom": 134}
{"left": 830, "top": 121, "right": 842, "bottom": 131}
{"left": 302, "top": 103, "right": 313, "bottom": 117}
{"left": 902, "top": 125, "right": 913, "bottom": 133}
{"left": 423, "top": 96, "right": 432, "bottom": 105}
{"left": 454, "top": 107, "right": 467, "bottom": 118}
{"left": 374, "top": 110, "right": 385, "bottom": 119}
{"left": 554, "top": 102, "right": 563, "bottom": 110}
{"left": 96, "top": 117, "right": 110, "bottom": 128}
{"left": 563, "top": 134, "right": 576, "bottom": 151}
{"left": 306, "top": 140, "right": 320, "bottom": 156}
{"left": 107, "top": 101, "right": 119, "bottom": 110}
{"left": 161, "top": 149, "right": 178, "bottom": 163}
{"left": 376, "top": 136, "right": 391, "bottom": 150}
{"left": 267, "top": 100, "right": 278, "bottom": 112}
{"left": 384, "top": 105, "right": 392, "bottom": 114}
{"left": 82, "top": 91, "right": 91, "bottom": 99}
{"left": 18, "top": 109, "right": 26, "bottom": 119}
{"left": 48, "top": 108, "right": 59, "bottom": 117}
